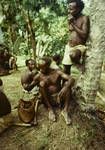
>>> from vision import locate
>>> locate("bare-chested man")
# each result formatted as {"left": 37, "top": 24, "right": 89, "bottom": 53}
{"left": 33, "top": 57, "right": 75, "bottom": 125}
{"left": 62, "top": 0, "right": 90, "bottom": 74}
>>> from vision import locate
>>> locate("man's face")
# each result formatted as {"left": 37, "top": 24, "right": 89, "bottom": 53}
{"left": 38, "top": 60, "right": 49, "bottom": 74}
{"left": 28, "top": 60, "right": 35, "bottom": 71}
{"left": 69, "top": 2, "right": 80, "bottom": 16}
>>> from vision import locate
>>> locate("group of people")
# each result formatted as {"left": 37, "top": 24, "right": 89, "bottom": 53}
{"left": 21, "top": 57, "right": 75, "bottom": 125}
{"left": 20, "top": 0, "right": 90, "bottom": 125}
{"left": 0, "top": 47, "right": 17, "bottom": 75}
{"left": 0, "top": 0, "right": 90, "bottom": 127}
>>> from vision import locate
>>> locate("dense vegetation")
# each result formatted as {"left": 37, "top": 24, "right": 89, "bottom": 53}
{"left": 0, "top": 0, "right": 69, "bottom": 58}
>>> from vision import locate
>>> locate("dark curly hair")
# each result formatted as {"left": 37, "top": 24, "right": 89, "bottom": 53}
{"left": 42, "top": 57, "right": 52, "bottom": 67}
{"left": 68, "top": 0, "right": 84, "bottom": 12}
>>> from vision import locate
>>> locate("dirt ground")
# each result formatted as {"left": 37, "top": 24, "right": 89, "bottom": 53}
{"left": 0, "top": 67, "right": 105, "bottom": 150}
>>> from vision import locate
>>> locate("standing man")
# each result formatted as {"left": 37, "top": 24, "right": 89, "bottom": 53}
{"left": 62, "top": 0, "right": 90, "bottom": 74}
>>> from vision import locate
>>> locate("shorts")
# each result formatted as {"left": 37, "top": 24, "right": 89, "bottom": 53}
{"left": 62, "top": 44, "right": 87, "bottom": 65}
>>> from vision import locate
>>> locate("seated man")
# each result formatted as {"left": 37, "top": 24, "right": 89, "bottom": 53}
{"left": 3, "top": 49, "right": 12, "bottom": 71}
{"left": 9, "top": 56, "right": 17, "bottom": 70}
{"left": 33, "top": 57, "right": 75, "bottom": 125}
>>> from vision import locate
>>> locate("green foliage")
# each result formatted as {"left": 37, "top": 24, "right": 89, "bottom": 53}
{"left": 34, "top": 7, "right": 68, "bottom": 57}
{"left": 1, "top": 0, "right": 69, "bottom": 57}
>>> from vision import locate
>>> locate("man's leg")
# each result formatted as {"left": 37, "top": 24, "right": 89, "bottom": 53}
{"left": 40, "top": 81, "right": 56, "bottom": 122}
{"left": 70, "top": 49, "right": 85, "bottom": 73}
{"left": 60, "top": 78, "right": 75, "bottom": 125}
{"left": 70, "top": 49, "right": 81, "bottom": 64}
{"left": 61, "top": 89, "right": 72, "bottom": 125}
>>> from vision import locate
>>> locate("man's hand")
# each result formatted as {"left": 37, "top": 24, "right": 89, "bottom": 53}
{"left": 58, "top": 85, "right": 67, "bottom": 101}
{"left": 68, "top": 16, "right": 75, "bottom": 24}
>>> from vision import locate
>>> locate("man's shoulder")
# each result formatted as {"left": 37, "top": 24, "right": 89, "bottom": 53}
{"left": 82, "top": 15, "right": 89, "bottom": 21}
{"left": 21, "top": 69, "right": 31, "bottom": 79}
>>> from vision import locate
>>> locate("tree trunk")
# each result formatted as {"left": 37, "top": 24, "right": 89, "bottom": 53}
{"left": 65, "top": 3, "right": 105, "bottom": 149}
{"left": 76, "top": 0, "right": 105, "bottom": 110}
{"left": 22, "top": 10, "right": 36, "bottom": 60}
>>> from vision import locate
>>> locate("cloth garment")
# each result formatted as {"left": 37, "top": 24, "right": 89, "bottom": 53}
{"left": 62, "top": 44, "right": 87, "bottom": 65}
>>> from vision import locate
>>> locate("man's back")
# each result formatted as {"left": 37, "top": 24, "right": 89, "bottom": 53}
{"left": 0, "top": 91, "right": 11, "bottom": 117}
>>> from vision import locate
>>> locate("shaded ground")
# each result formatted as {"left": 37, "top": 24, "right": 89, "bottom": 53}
{"left": 0, "top": 64, "right": 105, "bottom": 150}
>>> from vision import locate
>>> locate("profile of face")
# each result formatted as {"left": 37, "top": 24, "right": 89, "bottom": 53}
{"left": 28, "top": 60, "right": 35, "bottom": 71}
{"left": 69, "top": 2, "right": 80, "bottom": 16}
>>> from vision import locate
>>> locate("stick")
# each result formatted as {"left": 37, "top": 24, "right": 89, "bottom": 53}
{"left": 35, "top": 100, "right": 39, "bottom": 113}
{"left": 13, "top": 123, "right": 32, "bottom": 127}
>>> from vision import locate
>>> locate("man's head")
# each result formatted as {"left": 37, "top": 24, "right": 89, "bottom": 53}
{"left": 38, "top": 57, "right": 52, "bottom": 73}
{"left": 68, "top": 0, "right": 84, "bottom": 16}
{"left": 52, "top": 54, "right": 61, "bottom": 65}
{"left": 25, "top": 59, "right": 36, "bottom": 71}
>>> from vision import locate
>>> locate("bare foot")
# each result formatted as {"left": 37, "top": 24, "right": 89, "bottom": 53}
{"left": 61, "top": 110, "right": 71, "bottom": 125}
{"left": 49, "top": 110, "right": 56, "bottom": 122}
{"left": 31, "top": 117, "right": 38, "bottom": 126}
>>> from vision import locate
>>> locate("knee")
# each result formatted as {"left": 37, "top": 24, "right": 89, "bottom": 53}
{"left": 68, "top": 78, "right": 75, "bottom": 87}
{"left": 70, "top": 52, "right": 76, "bottom": 63}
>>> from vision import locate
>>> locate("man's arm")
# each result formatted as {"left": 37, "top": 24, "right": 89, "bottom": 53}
{"left": 57, "top": 70, "right": 70, "bottom": 80}
{"left": 58, "top": 70, "right": 75, "bottom": 86}
{"left": 21, "top": 73, "right": 40, "bottom": 91}
{"left": 71, "top": 16, "right": 90, "bottom": 39}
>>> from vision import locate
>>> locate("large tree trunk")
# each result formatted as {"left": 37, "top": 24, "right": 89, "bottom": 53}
{"left": 76, "top": 0, "right": 105, "bottom": 110}
{"left": 67, "top": 1, "right": 105, "bottom": 148}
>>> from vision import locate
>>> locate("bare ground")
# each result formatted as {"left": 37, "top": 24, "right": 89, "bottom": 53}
{"left": 0, "top": 67, "right": 105, "bottom": 150}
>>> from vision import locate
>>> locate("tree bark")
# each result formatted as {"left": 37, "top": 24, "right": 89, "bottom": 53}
{"left": 22, "top": 9, "right": 36, "bottom": 60}
{"left": 76, "top": 0, "right": 105, "bottom": 110}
